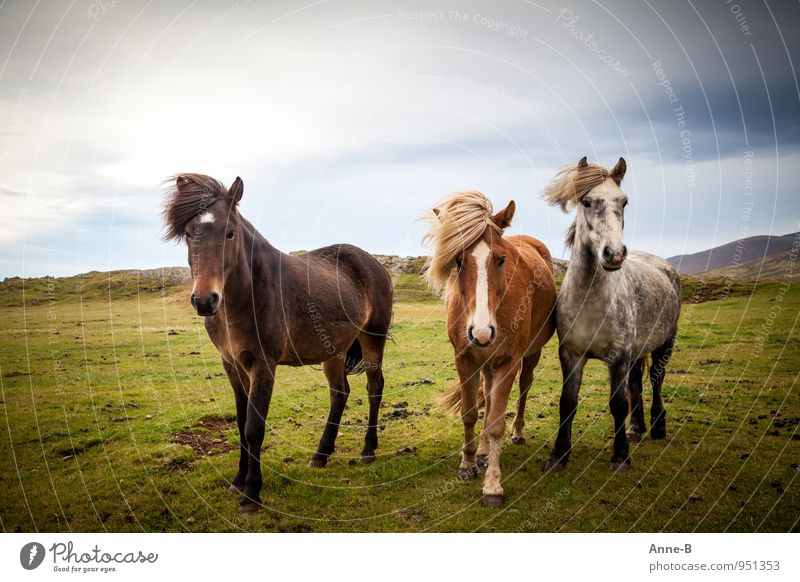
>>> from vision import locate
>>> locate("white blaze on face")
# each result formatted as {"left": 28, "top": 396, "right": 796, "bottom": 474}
{"left": 469, "top": 241, "right": 494, "bottom": 344}
{"left": 198, "top": 211, "right": 215, "bottom": 224}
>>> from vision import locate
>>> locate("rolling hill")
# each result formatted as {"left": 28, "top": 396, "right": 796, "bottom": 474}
{"left": 667, "top": 232, "right": 799, "bottom": 278}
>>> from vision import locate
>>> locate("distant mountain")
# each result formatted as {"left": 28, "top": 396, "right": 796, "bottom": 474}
{"left": 667, "top": 233, "right": 799, "bottom": 276}
{"left": 701, "top": 252, "right": 799, "bottom": 281}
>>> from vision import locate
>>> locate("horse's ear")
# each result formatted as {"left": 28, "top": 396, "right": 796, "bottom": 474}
{"left": 578, "top": 156, "right": 588, "bottom": 169}
{"left": 228, "top": 177, "right": 244, "bottom": 205}
{"left": 491, "top": 200, "right": 516, "bottom": 230}
{"left": 610, "top": 157, "right": 626, "bottom": 184}
{"left": 175, "top": 175, "right": 190, "bottom": 191}
{"left": 432, "top": 207, "right": 442, "bottom": 222}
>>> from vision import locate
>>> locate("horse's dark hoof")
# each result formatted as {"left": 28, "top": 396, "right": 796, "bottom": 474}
{"left": 544, "top": 455, "right": 567, "bottom": 473}
{"left": 610, "top": 458, "right": 631, "bottom": 472}
{"left": 481, "top": 494, "right": 503, "bottom": 508}
{"left": 359, "top": 452, "right": 376, "bottom": 464}
{"left": 476, "top": 454, "right": 488, "bottom": 468}
{"left": 239, "top": 502, "right": 260, "bottom": 515}
{"left": 227, "top": 483, "right": 243, "bottom": 495}
{"left": 626, "top": 430, "right": 643, "bottom": 444}
{"left": 458, "top": 466, "right": 478, "bottom": 481}
{"left": 511, "top": 435, "right": 526, "bottom": 445}
{"left": 650, "top": 425, "right": 667, "bottom": 440}
{"left": 309, "top": 455, "right": 328, "bottom": 468}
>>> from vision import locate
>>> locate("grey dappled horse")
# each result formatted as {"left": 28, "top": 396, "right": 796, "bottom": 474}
{"left": 542, "top": 157, "right": 681, "bottom": 473}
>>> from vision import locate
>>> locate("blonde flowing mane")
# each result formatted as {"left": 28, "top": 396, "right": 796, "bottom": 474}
{"left": 421, "top": 190, "right": 501, "bottom": 294}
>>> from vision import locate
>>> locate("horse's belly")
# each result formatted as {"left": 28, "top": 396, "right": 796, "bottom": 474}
{"left": 282, "top": 318, "right": 361, "bottom": 365}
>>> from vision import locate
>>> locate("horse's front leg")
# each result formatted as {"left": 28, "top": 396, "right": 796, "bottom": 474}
{"left": 626, "top": 358, "right": 646, "bottom": 443}
{"left": 481, "top": 360, "right": 520, "bottom": 508}
{"left": 545, "top": 345, "right": 586, "bottom": 472}
{"left": 222, "top": 360, "right": 248, "bottom": 495}
{"left": 455, "top": 357, "right": 481, "bottom": 481}
{"left": 609, "top": 354, "right": 632, "bottom": 472}
{"left": 476, "top": 369, "right": 492, "bottom": 467}
{"left": 240, "top": 360, "right": 276, "bottom": 514}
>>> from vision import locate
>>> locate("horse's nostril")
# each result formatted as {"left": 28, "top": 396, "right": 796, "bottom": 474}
{"left": 490, "top": 326, "right": 497, "bottom": 340}
{"left": 210, "top": 292, "right": 220, "bottom": 307}
{"left": 190, "top": 293, "right": 197, "bottom": 307}
{"left": 467, "top": 326, "right": 475, "bottom": 341}
{"left": 602, "top": 246, "right": 613, "bottom": 261}
{"left": 621, "top": 245, "right": 628, "bottom": 259}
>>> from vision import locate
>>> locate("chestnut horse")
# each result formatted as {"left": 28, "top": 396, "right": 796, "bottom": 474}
{"left": 162, "top": 174, "right": 393, "bottom": 513}
{"left": 423, "top": 191, "right": 557, "bottom": 507}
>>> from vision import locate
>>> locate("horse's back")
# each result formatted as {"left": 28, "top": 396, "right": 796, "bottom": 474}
{"left": 508, "top": 234, "right": 555, "bottom": 275}
{"left": 627, "top": 250, "right": 681, "bottom": 296}
{"left": 626, "top": 250, "right": 682, "bottom": 346}
{"left": 306, "top": 244, "right": 391, "bottom": 288}
{"left": 303, "top": 243, "right": 393, "bottom": 326}
{"left": 505, "top": 234, "right": 558, "bottom": 352}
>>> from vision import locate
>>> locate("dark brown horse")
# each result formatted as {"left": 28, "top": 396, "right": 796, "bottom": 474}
{"left": 162, "top": 174, "right": 393, "bottom": 513}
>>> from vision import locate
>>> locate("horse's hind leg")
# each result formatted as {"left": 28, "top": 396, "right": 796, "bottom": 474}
{"left": 359, "top": 333, "right": 387, "bottom": 464}
{"left": 310, "top": 357, "right": 350, "bottom": 468}
{"left": 650, "top": 337, "right": 675, "bottom": 440}
{"left": 512, "top": 351, "right": 540, "bottom": 445}
{"left": 626, "top": 359, "right": 646, "bottom": 443}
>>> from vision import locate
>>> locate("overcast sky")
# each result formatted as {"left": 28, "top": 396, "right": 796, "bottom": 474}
{"left": 0, "top": 0, "right": 798, "bottom": 277}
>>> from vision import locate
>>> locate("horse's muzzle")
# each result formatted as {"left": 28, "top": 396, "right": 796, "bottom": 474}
{"left": 468, "top": 324, "right": 496, "bottom": 347}
{"left": 601, "top": 244, "right": 627, "bottom": 271}
{"left": 191, "top": 292, "right": 221, "bottom": 316}
{"left": 601, "top": 261, "right": 624, "bottom": 272}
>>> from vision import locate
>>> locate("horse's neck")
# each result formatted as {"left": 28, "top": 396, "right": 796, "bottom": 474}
{"left": 223, "top": 218, "right": 281, "bottom": 303}
{"left": 562, "top": 239, "right": 614, "bottom": 305}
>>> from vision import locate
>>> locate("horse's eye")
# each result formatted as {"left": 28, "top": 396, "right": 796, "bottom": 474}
{"left": 226, "top": 231, "right": 235, "bottom": 240}
{"left": 498, "top": 256, "right": 506, "bottom": 266}
{"left": 455, "top": 257, "right": 463, "bottom": 269}
{"left": 623, "top": 200, "right": 628, "bottom": 208}
{"left": 581, "top": 199, "right": 591, "bottom": 208}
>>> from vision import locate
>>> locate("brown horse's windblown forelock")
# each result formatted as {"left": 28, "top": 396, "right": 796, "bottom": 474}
{"left": 421, "top": 190, "right": 503, "bottom": 294}
{"left": 161, "top": 173, "right": 229, "bottom": 242}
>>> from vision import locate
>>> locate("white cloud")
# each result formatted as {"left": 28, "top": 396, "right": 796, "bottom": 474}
{"left": 0, "top": 0, "right": 796, "bottom": 276}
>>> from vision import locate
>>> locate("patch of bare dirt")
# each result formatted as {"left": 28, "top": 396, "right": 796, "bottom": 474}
{"left": 171, "top": 414, "right": 238, "bottom": 457}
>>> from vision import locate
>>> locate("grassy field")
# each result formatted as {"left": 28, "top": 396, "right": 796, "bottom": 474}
{"left": 0, "top": 269, "right": 798, "bottom": 532}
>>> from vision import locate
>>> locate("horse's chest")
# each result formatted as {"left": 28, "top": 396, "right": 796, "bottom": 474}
{"left": 558, "top": 300, "right": 630, "bottom": 356}
{"left": 204, "top": 318, "right": 254, "bottom": 365}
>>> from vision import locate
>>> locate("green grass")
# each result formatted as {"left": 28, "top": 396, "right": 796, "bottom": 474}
{"left": 0, "top": 271, "right": 798, "bottom": 532}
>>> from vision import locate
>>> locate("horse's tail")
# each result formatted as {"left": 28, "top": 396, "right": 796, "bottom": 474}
{"left": 344, "top": 339, "right": 364, "bottom": 375}
{"left": 640, "top": 354, "right": 650, "bottom": 382}
{"left": 436, "top": 377, "right": 486, "bottom": 416}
